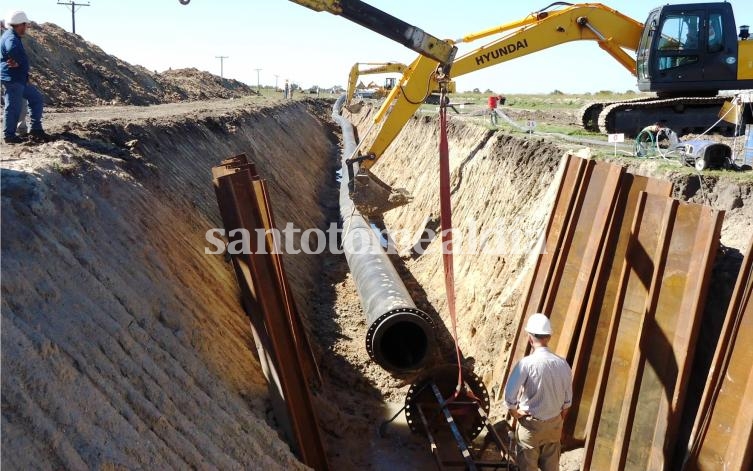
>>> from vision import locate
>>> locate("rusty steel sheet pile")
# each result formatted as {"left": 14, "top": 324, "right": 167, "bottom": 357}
{"left": 583, "top": 193, "right": 723, "bottom": 470}
{"left": 567, "top": 173, "right": 672, "bottom": 444}
{"left": 498, "top": 152, "right": 734, "bottom": 470}
{"left": 684, "top": 237, "right": 753, "bottom": 470}
{"left": 212, "top": 154, "right": 328, "bottom": 471}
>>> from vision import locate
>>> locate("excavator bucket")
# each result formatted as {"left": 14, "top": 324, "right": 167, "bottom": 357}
{"left": 345, "top": 102, "right": 365, "bottom": 114}
{"left": 351, "top": 170, "right": 412, "bottom": 217}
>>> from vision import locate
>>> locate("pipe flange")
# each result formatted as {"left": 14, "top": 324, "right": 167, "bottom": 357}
{"left": 365, "top": 307, "right": 435, "bottom": 372}
{"left": 365, "top": 307, "right": 435, "bottom": 356}
{"left": 404, "top": 364, "right": 491, "bottom": 440}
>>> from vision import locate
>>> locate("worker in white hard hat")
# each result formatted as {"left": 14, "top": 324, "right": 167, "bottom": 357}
{"left": 1, "top": 10, "right": 49, "bottom": 144}
{"left": 0, "top": 18, "right": 27, "bottom": 136}
{"left": 504, "top": 313, "right": 573, "bottom": 471}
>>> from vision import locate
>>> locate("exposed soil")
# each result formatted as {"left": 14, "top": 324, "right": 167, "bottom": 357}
{"left": 2, "top": 22, "right": 752, "bottom": 469}
{"left": 347, "top": 103, "right": 753, "bottom": 469}
{"left": 1, "top": 98, "right": 333, "bottom": 469}
{"left": 3, "top": 87, "right": 751, "bottom": 470}
{"left": 23, "top": 22, "right": 256, "bottom": 107}
{"left": 500, "top": 106, "right": 580, "bottom": 127}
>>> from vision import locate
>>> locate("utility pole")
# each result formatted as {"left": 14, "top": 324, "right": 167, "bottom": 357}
{"left": 57, "top": 1, "right": 90, "bottom": 35}
{"left": 254, "top": 68, "right": 263, "bottom": 93}
{"left": 215, "top": 56, "right": 228, "bottom": 79}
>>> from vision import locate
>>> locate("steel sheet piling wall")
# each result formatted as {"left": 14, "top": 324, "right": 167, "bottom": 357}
{"left": 500, "top": 153, "right": 727, "bottom": 468}
{"left": 332, "top": 97, "right": 435, "bottom": 373}
{"left": 567, "top": 174, "right": 672, "bottom": 443}
{"left": 583, "top": 194, "right": 723, "bottom": 470}
{"left": 212, "top": 157, "right": 328, "bottom": 470}
{"left": 685, "top": 237, "right": 753, "bottom": 470}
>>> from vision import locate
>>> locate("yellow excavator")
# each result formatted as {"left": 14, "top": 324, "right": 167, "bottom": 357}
{"left": 176, "top": 1, "right": 752, "bottom": 157}
{"left": 345, "top": 62, "right": 406, "bottom": 110}
{"left": 345, "top": 61, "right": 457, "bottom": 111}
{"left": 288, "top": 0, "right": 753, "bottom": 168}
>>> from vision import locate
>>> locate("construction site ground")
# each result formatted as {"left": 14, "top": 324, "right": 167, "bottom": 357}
{"left": 2, "top": 93, "right": 752, "bottom": 469}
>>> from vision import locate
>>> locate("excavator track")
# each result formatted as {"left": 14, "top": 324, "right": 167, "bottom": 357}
{"left": 579, "top": 97, "right": 656, "bottom": 132}
{"left": 596, "top": 95, "right": 736, "bottom": 136}
{"left": 580, "top": 102, "right": 604, "bottom": 132}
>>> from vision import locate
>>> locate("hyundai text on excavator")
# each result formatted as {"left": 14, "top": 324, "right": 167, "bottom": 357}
{"left": 287, "top": 0, "right": 753, "bottom": 168}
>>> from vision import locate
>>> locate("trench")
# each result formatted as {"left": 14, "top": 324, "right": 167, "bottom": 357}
{"left": 340, "top": 103, "right": 751, "bottom": 469}
{"left": 2, "top": 98, "right": 751, "bottom": 470}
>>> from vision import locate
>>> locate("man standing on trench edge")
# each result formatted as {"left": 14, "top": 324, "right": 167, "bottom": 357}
{"left": 504, "top": 313, "right": 573, "bottom": 471}
{"left": 1, "top": 10, "right": 50, "bottom": 144}
{"left": 487, "top": 94, "right": 499, "bottom": 126}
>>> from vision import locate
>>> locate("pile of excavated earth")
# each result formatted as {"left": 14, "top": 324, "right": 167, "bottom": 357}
{"left": 2, "top": 22, "right": 752, "bottom": 470}
{"left": 25, "top": 22, "right": 256, "bottom": 107}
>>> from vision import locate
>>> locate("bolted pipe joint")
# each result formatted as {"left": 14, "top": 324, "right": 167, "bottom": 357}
{"left": 366, "top": 308, "right": 435, "bottom": 372}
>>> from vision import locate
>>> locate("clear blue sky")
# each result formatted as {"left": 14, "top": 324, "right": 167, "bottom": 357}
{"left": 12, "top": 0, "right": 753, "bottom": 93}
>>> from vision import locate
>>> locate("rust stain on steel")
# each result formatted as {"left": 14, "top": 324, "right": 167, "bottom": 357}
{"left": 215, "top": 155, "right": 320, "bottom": 385}
{"left": 565, "top": 175, "right": 672, "bottom": 445}
{"left": 500, "top": 157, "right": 627, "bottom": 407}
{"left": 685, "top": 237, "right": 753, "bottom": 470}
{"left": 583, "top": 193, "right": 723, "bottom": 471}
{"left": 525, "top": 154, "right": 584, "bottom": 315}
{"left": 212, "top": 157, "right": 328, "bottom": 470}
{"left": 547, "top": 160, "right": 623, "bottom": 361}
{"left": 497, "top": 154, "right": 586, "bottom": 389}
{"left": 254, "top": 178, "right": 322, "bottom": 385}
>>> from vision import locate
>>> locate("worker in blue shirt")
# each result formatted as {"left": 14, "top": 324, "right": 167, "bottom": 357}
{"left": 1, "top": 10, "right": 49, "bottom": 144}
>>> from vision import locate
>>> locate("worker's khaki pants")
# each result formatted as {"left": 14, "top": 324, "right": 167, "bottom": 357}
{"left": 515, "top": 414, "right": 562, "bottom": 471}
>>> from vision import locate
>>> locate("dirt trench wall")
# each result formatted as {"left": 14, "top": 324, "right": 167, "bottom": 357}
{"left": 350, "top": 108, "right": 565, "bottom": 394}
{"left": 350, "top": 105, "right": 753, "bottom": 415}
{"left": 1, "top": 101, "right": 334, "bottom": 469}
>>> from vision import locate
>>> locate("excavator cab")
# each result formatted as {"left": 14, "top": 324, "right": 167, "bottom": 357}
{"left": 637, "top": 2, "right": 747, "bottom": 96}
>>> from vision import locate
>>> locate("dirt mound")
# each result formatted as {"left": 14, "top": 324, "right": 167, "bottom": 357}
{"left": 23, "top": 22, "right": 256, "bottom": 107}
{"left": 0, "top": 99, "right": 332, "bottom": 469}
{"left": 159, "top": 68, "right": 256, "bottom": 101}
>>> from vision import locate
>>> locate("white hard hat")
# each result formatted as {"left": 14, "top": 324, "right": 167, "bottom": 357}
{"left": 6, "top": 10, "right": 29, "bottom": 26}
{"left": 525, "top": 313, "right": 553, "bottom": 335}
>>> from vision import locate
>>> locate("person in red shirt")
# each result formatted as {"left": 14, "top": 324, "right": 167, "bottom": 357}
{"left": 488, "top": 95, "right": 499, "bottom": 126}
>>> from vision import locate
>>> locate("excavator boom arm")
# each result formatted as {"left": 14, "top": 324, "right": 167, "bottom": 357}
{"left": 289, "top": 0, "right": 456, "bottom": 65}
{"left": 361, "top": 3, "right": 643, "bottom": 168}
{"left": 452, "top": 4, "right": 641, "bottom": 76}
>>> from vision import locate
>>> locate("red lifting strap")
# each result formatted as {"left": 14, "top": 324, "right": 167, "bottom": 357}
{"left": 438, "top": 94, "right": 464, "bottom": 399}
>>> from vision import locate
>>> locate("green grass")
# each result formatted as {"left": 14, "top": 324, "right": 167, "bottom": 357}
{"left": 532, "top": 123, "right": 602, "bottom": 136}
{"left": 451, "top": 91, "right": 651, "bottom": 110}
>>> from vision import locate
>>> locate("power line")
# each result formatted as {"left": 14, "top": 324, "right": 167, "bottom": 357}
{"left": 57, "top": 1, "right": 90, "bottom": 35}
{"left": 215, "top": 56, "right": 229, "bottom": 79}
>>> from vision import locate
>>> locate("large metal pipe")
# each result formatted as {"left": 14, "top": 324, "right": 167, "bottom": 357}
{"left": 332, "top": 97, "right": 435, "bottom": 373}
